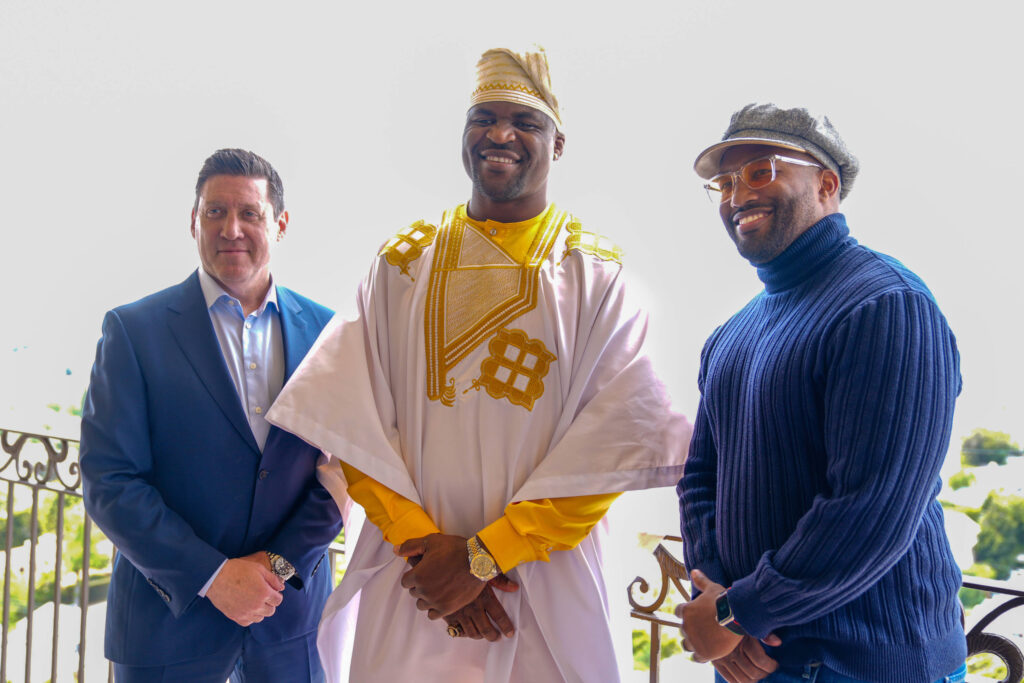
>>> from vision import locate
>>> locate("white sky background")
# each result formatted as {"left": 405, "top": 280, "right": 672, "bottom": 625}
{"left": 1, "top": 0, "right": 1022, "bottom": 529}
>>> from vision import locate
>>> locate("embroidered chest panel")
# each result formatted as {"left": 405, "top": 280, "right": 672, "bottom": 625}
{"left": 424, "top": 207, "right": 569, "bottom": 407}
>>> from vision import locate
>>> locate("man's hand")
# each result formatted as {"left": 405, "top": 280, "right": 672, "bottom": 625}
{"left": 677, "top": 569, "right": 742, "bottom": 662}
{"left": 711, "top": 635, "right": 780, "bottom": 683}
{"left": 442, "top": 584, "right": 516, "bottom": 641}
{"left": 396, "top": 533, "right": 488, "bottom": 617}
{"left": 206, "top": 551, "right": 285, "bottom": 627}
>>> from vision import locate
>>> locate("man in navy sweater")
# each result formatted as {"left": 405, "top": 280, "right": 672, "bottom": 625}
{"left": 677, "top": 104, "right": 967, "bottom": 683}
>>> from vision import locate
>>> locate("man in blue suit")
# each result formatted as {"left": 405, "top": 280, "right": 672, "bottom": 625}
{"left": 81, "top": 148, "right": 343, "bottom": 682}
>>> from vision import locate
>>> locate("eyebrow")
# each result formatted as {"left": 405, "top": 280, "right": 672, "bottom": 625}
{"left": 469, "top": 107, "right": 546, "bottom": 122}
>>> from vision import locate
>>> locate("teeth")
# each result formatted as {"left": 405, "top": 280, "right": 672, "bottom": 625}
{"left": 737, "top": 212, "right": 769, "bottom": 225}
{"left": 484, "top": 155, "right": 516, "bottom": 164}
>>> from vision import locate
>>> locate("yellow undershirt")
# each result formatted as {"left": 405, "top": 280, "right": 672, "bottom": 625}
{"left": 344, "top": 206, "right": 621, "bottom": 573}
{"left": 341, "top": 462, "right": 620, "bottom": 573}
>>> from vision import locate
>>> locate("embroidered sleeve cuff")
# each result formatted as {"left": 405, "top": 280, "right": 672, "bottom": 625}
{"left": 477, "top": 516, "right": 543, "bottom": 574}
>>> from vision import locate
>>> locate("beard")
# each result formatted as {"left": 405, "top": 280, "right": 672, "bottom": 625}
{"left": 469, "top": 161, "right": 527, "bottom": 202}
{"left": 729, "top": 189, "right": 821, "bottom": 265}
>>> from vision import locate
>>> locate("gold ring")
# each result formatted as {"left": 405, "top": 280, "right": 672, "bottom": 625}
{"left": 447, "top": 623, "right": 463, "bottom": 638}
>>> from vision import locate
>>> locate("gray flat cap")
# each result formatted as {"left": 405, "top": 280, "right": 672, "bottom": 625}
{"left": 694, "top": 103, "right": 859, "bottom": 201}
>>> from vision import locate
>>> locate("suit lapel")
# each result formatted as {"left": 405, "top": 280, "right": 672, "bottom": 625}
{"left": 166, "top": 272, "right": 261, "bottom": 456}
{"left": 277, "top": 287, "right": 316, "bottom": 381}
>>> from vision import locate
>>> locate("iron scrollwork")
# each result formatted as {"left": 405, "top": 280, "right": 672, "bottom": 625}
{"left": 963, "top": 577, "right": 1024, "bottom": 683}
{"left": 628, "top": 535, "right": 690, "bottom": 615}
{"left": 0, "top": 428, "right": 82, "bottom": 491}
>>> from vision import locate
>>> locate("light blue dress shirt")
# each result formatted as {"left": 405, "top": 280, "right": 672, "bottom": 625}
{"left": 196, "top": 268, "right": 286, "bottom": 596}
{"left": 197, "top": 268, "right": 285, "bottom": 452}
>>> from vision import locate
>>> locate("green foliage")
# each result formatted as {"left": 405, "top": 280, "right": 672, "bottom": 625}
{"left": 959, "top": 563, "right": 997, "bottom": 610}
{"left": 632, "top": 629, "right": 684, "bottom": 671}
{"left": 0, "top": 508, "right": 33, "bottom": 549}
{"left": 949, "top": 469, "right": 975, "bottom": 490}
{"left": 973, "top": 492, "right": 1024, "bottom": 580}
{"left": 632, "top": 629, "right": 651, "bottom": 669}
{"left": 968, "top": 652, "right": 1008, "bottom": 679}
{"left": 961, "top": 428, "right": 1021, "bottom": 467}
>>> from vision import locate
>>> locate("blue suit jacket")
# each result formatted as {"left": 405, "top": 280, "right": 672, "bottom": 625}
{"left": 80, "top": 271, "right": 343, "bottom": 666}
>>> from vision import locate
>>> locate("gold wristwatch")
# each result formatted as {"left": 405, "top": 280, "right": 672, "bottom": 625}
{"left": 467, "top": 536, "right": 498, "bottom": 581}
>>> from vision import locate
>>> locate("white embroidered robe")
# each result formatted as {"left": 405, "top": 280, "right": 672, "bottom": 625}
{"left": 268, "top": 205, "right": 690, "bottom": 682}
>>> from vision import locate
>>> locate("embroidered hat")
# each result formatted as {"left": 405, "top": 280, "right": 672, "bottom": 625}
{"left": 694, "top": 103, "right": 859, "bottom": 200}
{"left": 470, "top": 46, "right": 563, "bottom": 132}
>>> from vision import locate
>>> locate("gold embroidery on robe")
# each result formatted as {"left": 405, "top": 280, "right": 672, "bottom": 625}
{"left": 562, "top": 221, "right": 623, "bottom": 264}
{"left": 424, "top": 205, "right": 568, "bottom": 404}
{"left": 468, "top": 328, "right": 555, "bottom": 410}
{"left": 380, "top": 220, "right": 438, "bottom": 280}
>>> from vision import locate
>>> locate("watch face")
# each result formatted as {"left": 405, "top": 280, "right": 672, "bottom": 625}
{"left": 716, "top": 592, "right": 732, "bottom": 624}
{"left": 470, "top": 554, "right": 496, "bottom": 579}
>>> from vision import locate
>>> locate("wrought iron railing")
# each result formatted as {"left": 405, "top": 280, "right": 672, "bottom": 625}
{"left": 4, "top": 425, "right": 1022, "bottom": 682}
{"left": 628, "top": 536, "right": 1024, "bottom": 683}
{"left": 0, "top": 427, "right": 348, "bottom": 683}
{"left": 1, "top": 427, "right": 109, "bottom": 683}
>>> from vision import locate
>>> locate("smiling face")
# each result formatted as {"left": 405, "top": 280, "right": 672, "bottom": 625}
{"left": 461, "top": 101, "right": 565, "bottom": 222}
{"left": 190, "top": 174, "right": 288, "bottom": 312}
{"left": 717, "top": 144, "right": 838, "bottom": 264}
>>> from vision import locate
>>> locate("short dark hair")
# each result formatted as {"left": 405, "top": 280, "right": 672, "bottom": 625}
{"left": 193, "top": 148, "right": 285, "bottom": 217}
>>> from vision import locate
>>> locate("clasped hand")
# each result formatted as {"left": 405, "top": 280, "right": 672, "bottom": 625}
{"left": 206, "top": 551, "right": 285, "bottom": 627}
{"left": 677, "top": 569, "right": 781, "bottom": 683}
{"left": 396, "top": 533, "right": 517, "bottom": 639}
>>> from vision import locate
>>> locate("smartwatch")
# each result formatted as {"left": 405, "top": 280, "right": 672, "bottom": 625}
{"left": 715, "top": 590, "right": 746, "bottom": 636}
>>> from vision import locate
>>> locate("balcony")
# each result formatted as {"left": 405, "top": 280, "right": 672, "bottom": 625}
{"left": 0, "top": 428, "right": 346, "bottom": 683}
{"left": 2, "top": 427, "right": 1023, "bottom": 682}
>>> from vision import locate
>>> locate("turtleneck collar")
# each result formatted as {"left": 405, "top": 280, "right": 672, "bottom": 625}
{"left": 755, "top": 213, "right": 852, "bottom": 294}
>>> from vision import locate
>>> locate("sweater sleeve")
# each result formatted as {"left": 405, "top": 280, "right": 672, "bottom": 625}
{"left": 727, "top": 290, "right": 960, "bottom": 638}
{"left": 677, "top": 394, "right": 728, "bottom": 589}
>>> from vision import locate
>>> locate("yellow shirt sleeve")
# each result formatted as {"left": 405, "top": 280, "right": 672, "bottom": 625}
{"left": 477, "top": 493, "right": 622, "bottom": 574}
{"left": 340, "top": 462, "right": 620, "bottom": 573}
{"left": 339, "top": 462, "right": 440, "bottom": 546}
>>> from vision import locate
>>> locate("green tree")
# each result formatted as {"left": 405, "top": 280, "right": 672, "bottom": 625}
{"left": 949, "top": 469, "right": 975, "bottom": 490}
{"left": 973, "top": 492, "right": 1024, "bottom": 579}
{"left": 959, "top": 562, "right": 997, "bottom": 609}
{"left": 961, "top": 429, "right": 1021, "bottom": 467}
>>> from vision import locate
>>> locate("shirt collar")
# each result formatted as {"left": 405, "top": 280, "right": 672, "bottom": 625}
{"left": 197, "top": 267, "right": 279, "bottom": 315}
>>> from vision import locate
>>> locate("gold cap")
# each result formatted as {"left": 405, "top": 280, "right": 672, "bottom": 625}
{"left": 470, "top": 46, "right": 562, "bottom": 132}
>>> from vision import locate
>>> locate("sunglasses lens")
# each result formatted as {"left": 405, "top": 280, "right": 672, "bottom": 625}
{"left": 741, "top": 158, "right": 775, "bottom": 189}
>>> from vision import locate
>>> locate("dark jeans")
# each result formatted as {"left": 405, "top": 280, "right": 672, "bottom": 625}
{"left": 715, "top": 661, "right": 967, "bottom": 683}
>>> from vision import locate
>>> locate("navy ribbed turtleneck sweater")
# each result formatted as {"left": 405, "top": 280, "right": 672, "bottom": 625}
{"left": 678, "top": 214, "right": 966, "bottom": 683}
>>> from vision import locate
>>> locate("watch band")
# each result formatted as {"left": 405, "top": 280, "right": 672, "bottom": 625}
{"left": 715, "top": 590, "right": 747, "bottom": 636}
{"left": 467, "top": 536, "right": 499, "bottom": 581}
{"left": 266, "top": 551, "right": 296, "bottom": 582}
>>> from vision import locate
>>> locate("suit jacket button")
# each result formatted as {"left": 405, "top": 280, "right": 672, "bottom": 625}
{"left": 259, "top": 469, "right": 269, "bottom": 480}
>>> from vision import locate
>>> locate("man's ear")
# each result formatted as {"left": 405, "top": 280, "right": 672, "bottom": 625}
{"left": 190, "top": 209, "right": 197, "bottom": 238}
{"left": 276, "top": 210, "right": 289, "bottom": 241}
{"left": 553, "top": 132, "right": 566, "bottom": 161}
{"left": 819, "top": 169, "right": 840, "bottom": 201}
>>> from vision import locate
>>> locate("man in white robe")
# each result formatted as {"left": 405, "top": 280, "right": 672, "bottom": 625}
{"left": 268, "top": 46, "right": 690, "bottom": 682}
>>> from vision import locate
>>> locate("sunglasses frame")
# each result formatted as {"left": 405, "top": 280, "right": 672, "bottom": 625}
{"left": 704, "top": 154, "right": 824, "bottom": 204}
